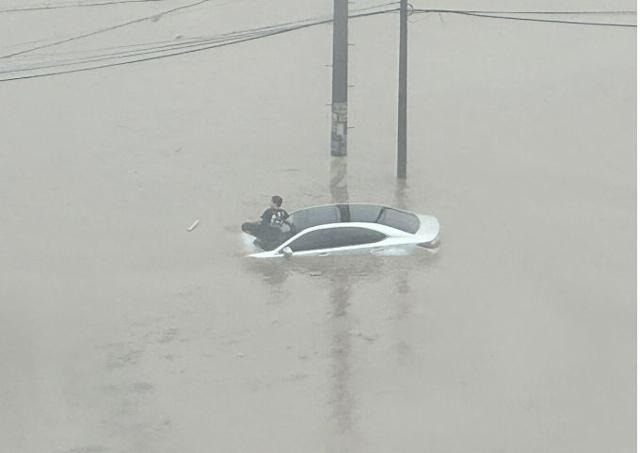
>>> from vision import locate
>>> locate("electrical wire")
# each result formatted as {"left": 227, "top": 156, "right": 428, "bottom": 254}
{"left": 0, "top": 0, "right": 172, "bottom": 14}
{"left": 0, "top": 7, "right": 397, "bottom": 82}
{"left": 1, "top": 5, "right": 636, "bottom": 82}
{"left": 3, "top": 1, "right": 396, "bottom": 65}
{"left": 410, "top": 8, "right": 635, "bottom": 15}
{"left": 0, "top": 29, "right": 282, "bottom": 74}
{"left": 412, "top": 9, "right": 637, "bottom": 28}
{"left": 1, "top": 0, "right": 216, "bottom": 59}
{"left": 461, "top": 10, "right": 635, "bottom": 15}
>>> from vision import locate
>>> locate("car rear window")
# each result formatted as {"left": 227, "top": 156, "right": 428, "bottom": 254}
{"left": 377, "top": 208, "right": 419, "bottom": 233}
{"left": 288, "top": 227, "right": 386, "bottom": 252}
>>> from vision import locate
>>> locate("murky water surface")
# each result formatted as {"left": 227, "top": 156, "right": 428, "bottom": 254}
{"left": 0, "top": 1, "right": 635, "bottom": 452}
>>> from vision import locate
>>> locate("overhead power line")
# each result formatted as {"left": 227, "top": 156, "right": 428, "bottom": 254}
{"left": 461, "top": 10, "right": 636, "bottom": 15}
{"left": 3, "top": 5, "right": 634, "bottom": 60}
{"left": 0, "top": 27, "right": 289, "bottom": 74}
{"left": 0, "top": 0, "right": 172, "bottom": 14}
{"left": 0, "top": 6, "right": 635, "bottom": 82}
{"left": 412, "top": 9, "right": 637, "bottom": 28}
{"left": 0, "top": 7, "right": 397, "bottom": 82}
{"left": 411, "top": 8, "right": 636, "bottom": 15}
{"left": 1, "top": 0, "right": 215, "bottom": 59}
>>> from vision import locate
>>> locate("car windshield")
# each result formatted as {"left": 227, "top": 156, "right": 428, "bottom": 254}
{"left": 337, "top": 204, "right": 381, "bottom": 223}
{"left": 288, "top": 205, "right": 341, "bottom": 232}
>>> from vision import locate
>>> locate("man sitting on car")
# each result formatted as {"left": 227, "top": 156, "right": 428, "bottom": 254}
{"left": 242, "top": 195, "right": 291, "bottom": 249}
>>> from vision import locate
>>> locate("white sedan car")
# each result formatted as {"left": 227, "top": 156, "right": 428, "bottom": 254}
{"left": 246, "top": 203, "right": 439, "bottom": 258}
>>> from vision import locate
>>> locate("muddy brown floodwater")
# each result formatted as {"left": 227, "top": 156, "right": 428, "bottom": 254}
{"left": 0, "top": 1, "right": 636, "bottom": 452}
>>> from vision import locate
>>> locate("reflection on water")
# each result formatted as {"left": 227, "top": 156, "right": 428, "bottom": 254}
{"left": 241, "top": 156, "right": 440, "bottom": 449}
{"left": 329, "top": 155, "right": 353, "bottom": 444}
{"left": 394, "top": 178, "right": 409, "bottom": 211}
{"left": 330, "top": 157, "right": 349, "bottom": 204}
{"left": 393, "top": 179, "right": 411, "bottom": 325}
{"left": 242, "top": 252, "right": 436, "bottom": 449}
{"left": 328, "top": 271, "right": 354, "bottom": 445}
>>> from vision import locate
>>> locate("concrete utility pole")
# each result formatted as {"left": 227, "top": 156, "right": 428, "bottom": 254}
{"left": 330, "top": 0, "right": 348, "bottom": 156}
{"left": 397, "top": 0, "right": 408, "bottom": 178}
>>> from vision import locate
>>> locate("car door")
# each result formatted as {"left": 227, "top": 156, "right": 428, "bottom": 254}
{"left": 283, "top": 226, "right": 387, "bottom": 257}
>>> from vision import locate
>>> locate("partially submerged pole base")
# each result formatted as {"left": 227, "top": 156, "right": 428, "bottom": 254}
{"left": 331, "top": 102, "right": 348, "bottom": 157}
{"left": 330, "top": 156, "right": 349, "bottom": 203}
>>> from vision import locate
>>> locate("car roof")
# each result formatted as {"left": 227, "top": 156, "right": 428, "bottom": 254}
{"left": 295, "top": 221, "right": 401, "bottom": 235}
{"left": 288, "top": 203, "right": 419, "bottom": 234}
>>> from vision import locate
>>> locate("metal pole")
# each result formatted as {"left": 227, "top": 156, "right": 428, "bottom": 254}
{"left": 397, "top": 0, "right": 408, "bottom": 178}
{"left": 331, "top": 0, "right": 348, "bottom": 156}
{"left": 330, "top": 156, "right": 349, "bottom": 204}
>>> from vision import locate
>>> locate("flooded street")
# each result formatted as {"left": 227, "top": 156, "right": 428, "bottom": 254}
{"left": 0, "top": 1, "right": 636, "bottom": 452}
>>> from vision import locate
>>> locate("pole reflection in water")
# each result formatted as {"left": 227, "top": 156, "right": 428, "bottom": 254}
{"left": 330, "top": 156, "right": 349, "bottom": 204}
{"left": 393, "top": 179, "right": 413, "bottom": 366}
{"left": 241, "top": 159, "right": 436, "bottom": 449}
{"left": 328, "top": 155, "right": 354, "bottom": 446}
{"left": 394, "top": 178, "right": 409, "bottom": 211}
{"left": 393, "top": 179, "right": 411, "bottom": 304}
{"left": 327, "top": 271, "right": 354, "bottom": 446}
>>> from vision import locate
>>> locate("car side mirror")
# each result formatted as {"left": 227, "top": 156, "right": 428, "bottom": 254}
{"left": 281, "top": 246, "right": 293, "bottom": 258}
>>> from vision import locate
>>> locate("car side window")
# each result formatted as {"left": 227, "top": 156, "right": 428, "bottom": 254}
{"left": 288, "top": 227, "right": 386, "bottom": 252}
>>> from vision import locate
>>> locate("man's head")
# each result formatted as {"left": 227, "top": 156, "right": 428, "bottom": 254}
{"left": 271, "top": 195, "right": 283, "bottom": 208}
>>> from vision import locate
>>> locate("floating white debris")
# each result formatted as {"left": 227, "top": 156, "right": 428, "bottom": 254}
{"left": 187, "top": 219, "right": 200, "bottom": 232}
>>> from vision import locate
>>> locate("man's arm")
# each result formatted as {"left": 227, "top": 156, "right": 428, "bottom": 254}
{"left": 281, "top": 210, "right": 291, "bottom": 223}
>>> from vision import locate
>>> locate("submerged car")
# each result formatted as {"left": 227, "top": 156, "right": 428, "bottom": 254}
{"left": 245, "top": 203, "right": 439, "bottom": 258}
